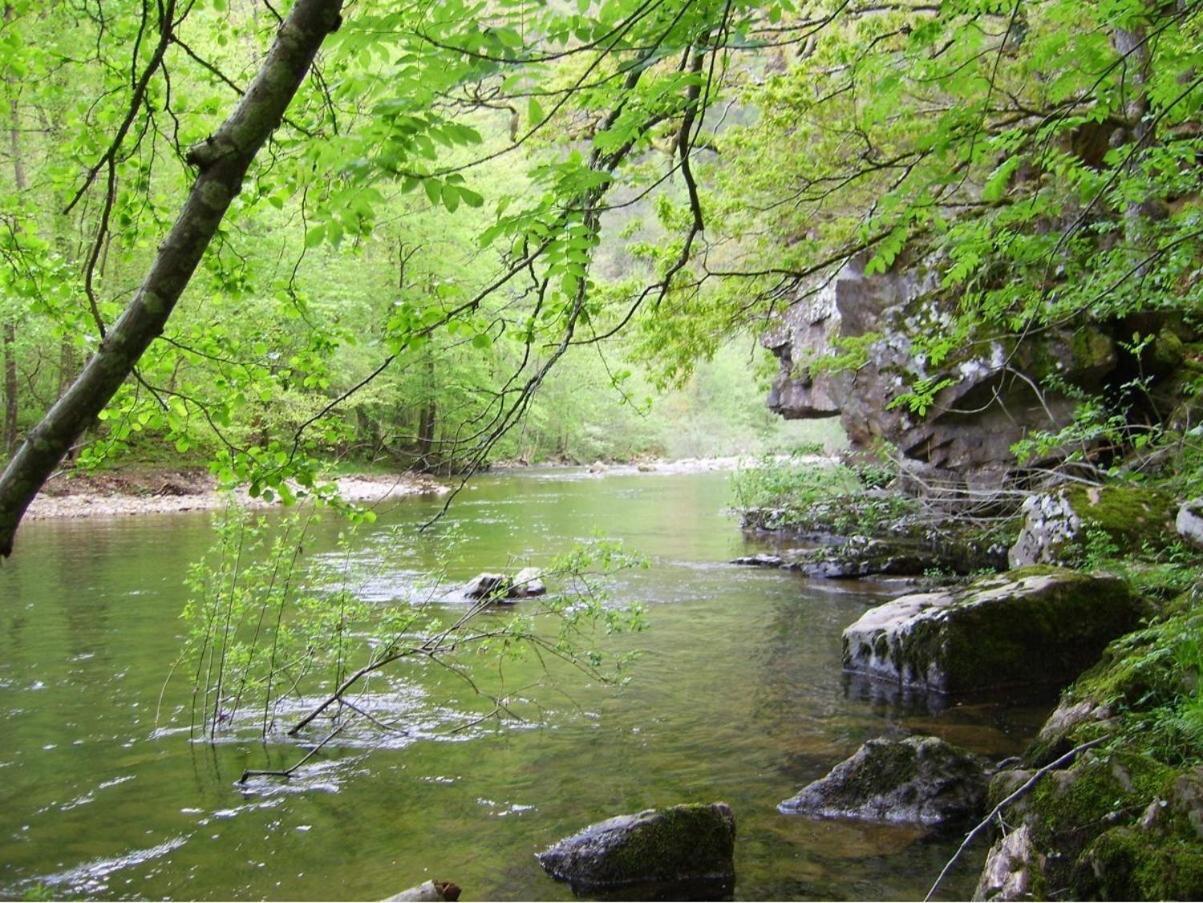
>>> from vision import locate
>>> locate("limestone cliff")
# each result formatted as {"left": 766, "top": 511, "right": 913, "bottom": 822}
{"left": 762, "top": 256, "right": 1190, "bottom": 484}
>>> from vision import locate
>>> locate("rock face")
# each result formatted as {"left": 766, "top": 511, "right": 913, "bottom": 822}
{"left": 536, "top": 803, "right": 735, "bottom": 896}
{"left": 842, "top": 567, "right": 1143, "bottom": 695}
{"left": 763, "top": 256, "right": 1119, "bottom": 481}
{"left": 1009, "top": 485, "right": 1178, "bottom": 567}
{"left": 1176, "top": 497, "right": 1203, "bottom": 550}
{"left": 778, "top": 735, "right": 986, "bottom": 829}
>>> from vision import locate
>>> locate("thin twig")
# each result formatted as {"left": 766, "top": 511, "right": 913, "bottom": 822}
{"left": 238, "top": 722, "right": 346, "bottom": 783}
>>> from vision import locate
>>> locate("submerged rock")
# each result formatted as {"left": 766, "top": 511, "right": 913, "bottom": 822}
{"left": 842, "top": 567, "right": 1143, "bottom": 695}
{"left": 384, "top": 881, "right": 461, "bottom": 902}
{"left": 778, "top": 735, "right": 986, "bottom": 829}
{"left": 536, "top": 803, "right": 735, "bottom": 897}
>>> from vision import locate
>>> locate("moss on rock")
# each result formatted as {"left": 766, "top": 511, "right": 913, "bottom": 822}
{"left": 843, "top": 567, "right": 1144, "bottom": 695}
{"left": 536, "top": 802, "right": 736, "bottom": 893}
{"left": 1062, "top": 485, "right": 1178, "bottom": 557}
{"left": 778, "top": 735, "right": 986, "bottom": 828}
{"left": 980, "top": 585, "right": 1203, "bottom": 900}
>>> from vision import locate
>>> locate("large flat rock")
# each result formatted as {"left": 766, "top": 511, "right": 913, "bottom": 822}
{"left": 842, "top": 567, "right": 1143, "bottom": 695}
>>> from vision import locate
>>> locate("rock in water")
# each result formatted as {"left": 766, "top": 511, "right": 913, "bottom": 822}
{"left": 1176, "top": 498, "right": 1203, "bottom": 550}
{"left": 462, "top": 573, "right": 511, "bottom": 599}
{"left": 536, "top": 803, "right": 735, "bottom": 897}
{"left": 778, "top": 736, "right": 986, "bottom": 829}
{"left": 842, "top": 567, "right": 1143, "bottom": 695}
{"left": 730, "top": 553, "right": 784, "bottom": 567}
{"left": 509, "top": 567, "right": 546, "bottom": 597}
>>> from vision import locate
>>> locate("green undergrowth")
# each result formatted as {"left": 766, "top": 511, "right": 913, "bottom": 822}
{"left": 1001, "top": 583, "right": 1203, "bottom": 900}
{"left": 733, "top": 453, "right": 912, "bottom": 534}
{"left": 1061, "top": 585, "right": 1203, "bottom": 766}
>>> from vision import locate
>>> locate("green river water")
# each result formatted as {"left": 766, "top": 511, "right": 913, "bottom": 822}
{"left": 0, "top": 469, "right": 1050, "bottom": 900}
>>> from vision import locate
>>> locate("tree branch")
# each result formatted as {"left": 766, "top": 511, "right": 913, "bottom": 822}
{"left": 0, "top": 0, "right": 345, "bottom": 558}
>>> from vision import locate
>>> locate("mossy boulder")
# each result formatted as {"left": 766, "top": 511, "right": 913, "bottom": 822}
{"left": 1009, "top": 485, "right": 1177, "bottom": 568}
{"left": 536, "top": 803, "right": 735, "bottom": 896}
{"left": 980, "top": 753, "right": 1201, "bottom": 900}
{"left": 778, "top": 735, "right": 986, "bottom": 829}
{"left": 974, "top": 584, "right": 1203, "bottom": 900}
{"left": 842, "top": 567, "right": 1144, "bottom": 695}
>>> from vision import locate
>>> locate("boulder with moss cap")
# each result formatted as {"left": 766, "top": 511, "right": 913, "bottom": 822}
{"left": 779, "top": 735, "right": 986, "bottom": 829}
{"left": 842, "top": 567, "right": 1144, "bottom": 695}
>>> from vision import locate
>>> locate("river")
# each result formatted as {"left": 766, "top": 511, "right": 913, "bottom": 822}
{"left": 0, "top": 468, "right": 1049, "bottom": 900}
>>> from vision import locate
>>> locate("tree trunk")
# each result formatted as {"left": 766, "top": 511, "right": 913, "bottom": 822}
{"left": 0, "top": 0, "right": 344, "bottom": 557}
{"left": 416, "top": 353, "right": 437, "bottom": 468}
{"left": 4, "top": 3, "right": 24, "bottom": 455}
{"left": 2, "top": 322, "right": 14, "bottom": 456}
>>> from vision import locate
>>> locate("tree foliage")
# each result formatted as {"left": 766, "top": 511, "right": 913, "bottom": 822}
{"left": 0, "top": 0, "right": 1200, "bottom": 551}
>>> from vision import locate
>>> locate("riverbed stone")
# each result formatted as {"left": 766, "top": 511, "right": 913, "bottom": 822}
{"left": 536, "top": 802, "right": 735, "bottom": 895}
{"left": 730, "top": 553, "right": 784, "bottom": 567}
{"left": 778, "top": 735, "right": 986, "bottom": 829}
{"left": 841, "top": 567, "right": 1143, "bottom": 695}
{"left": 794, "top": 536, "right": 940, "bottom": 579}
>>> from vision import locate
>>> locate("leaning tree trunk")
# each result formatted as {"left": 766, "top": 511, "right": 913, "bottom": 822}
{"left": 0, "top": 0, "right": 344, "bottom": 557}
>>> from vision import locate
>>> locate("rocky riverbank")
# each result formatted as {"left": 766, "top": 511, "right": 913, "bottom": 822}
{"left": 25, "top": 467, "right": 448, "bottom": 520}
{"left": 734, "top": 454, "right": 1203, "bottom": 899}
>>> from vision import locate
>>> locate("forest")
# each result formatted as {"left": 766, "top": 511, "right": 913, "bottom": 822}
{"left": 1, "top": 0, "right": 1202, "bottom": 900}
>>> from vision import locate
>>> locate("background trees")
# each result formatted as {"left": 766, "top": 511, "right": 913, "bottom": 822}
{"left": 0, "top": 0, "right": 1199, "bottom": 552}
